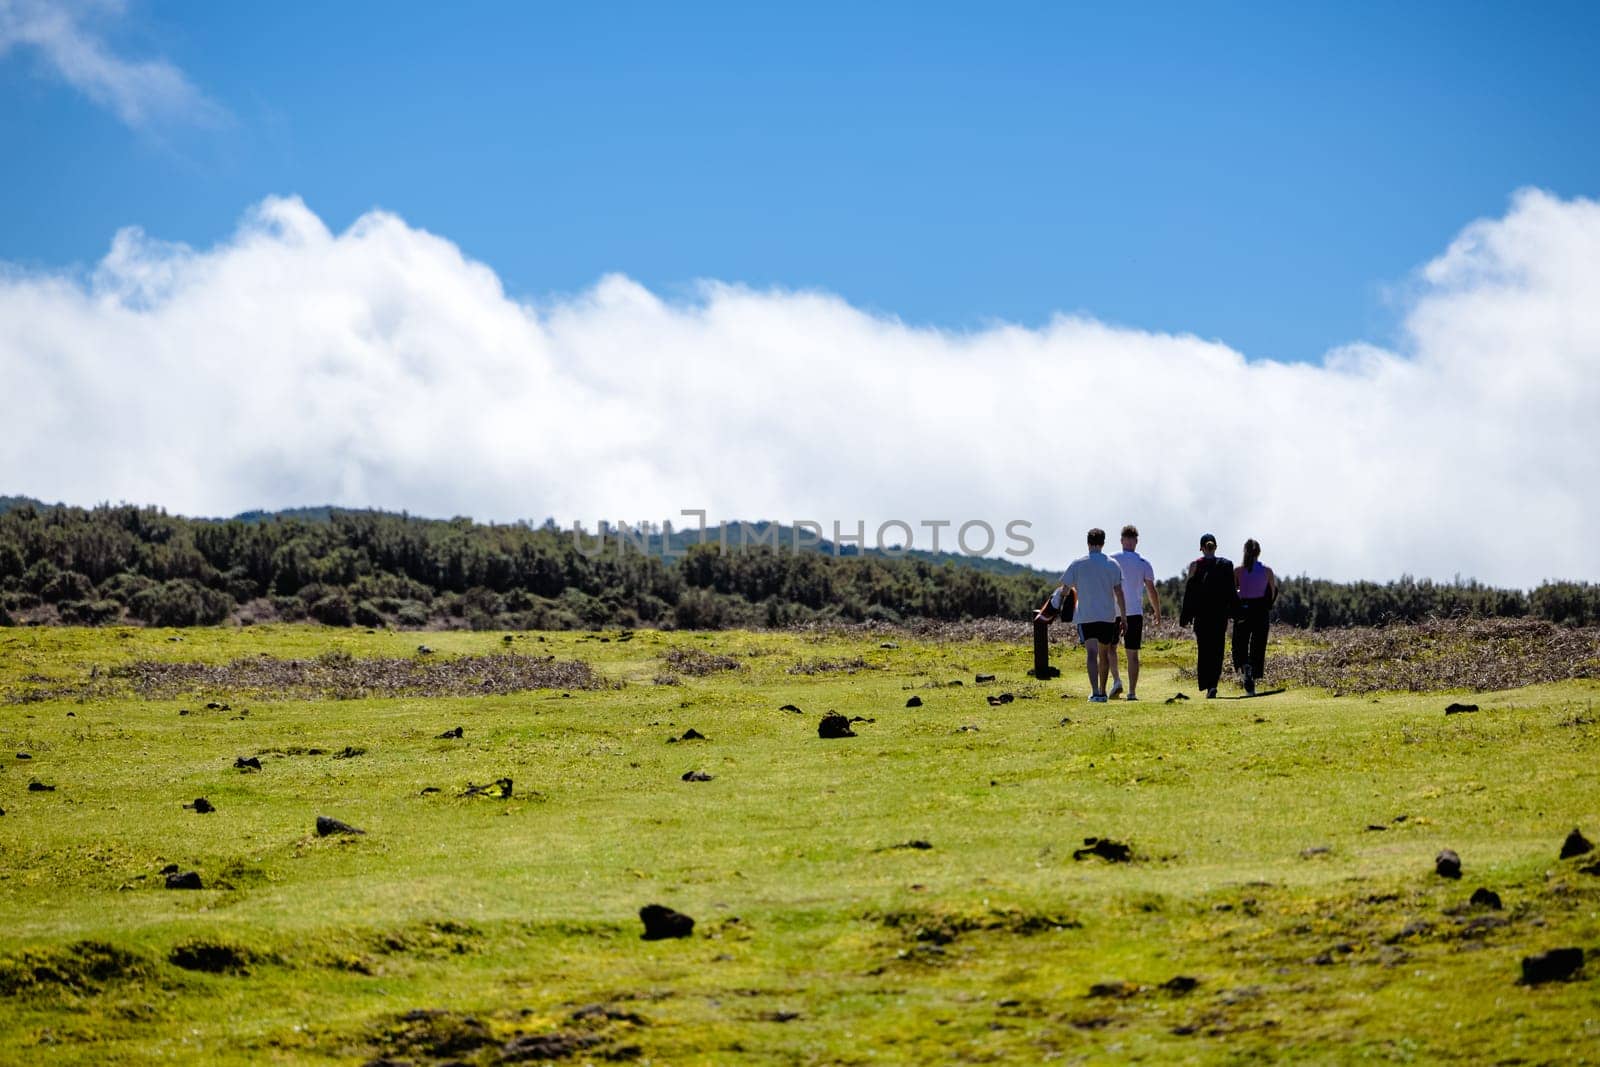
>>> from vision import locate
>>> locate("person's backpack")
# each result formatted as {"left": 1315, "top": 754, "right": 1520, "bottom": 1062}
{"left": 1035, "top": 585, "right": 1076, "bottom": 623}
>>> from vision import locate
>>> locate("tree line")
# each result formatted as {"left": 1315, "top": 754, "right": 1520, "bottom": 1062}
{"left": 0, "top": 502, "right": 1595, "bottom": 630}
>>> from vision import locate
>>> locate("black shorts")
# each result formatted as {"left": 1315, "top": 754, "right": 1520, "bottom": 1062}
{"left": 1124, "top": 614, "right": 1145, "bottom": 650}
{"left": 1079, "top": 620, "right": 1117, "bottom": 645}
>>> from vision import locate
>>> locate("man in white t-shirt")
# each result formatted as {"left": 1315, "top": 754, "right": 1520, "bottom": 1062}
{"left": 1058, "top": 528, "right": 1126, "bottom": 703}
{"left": 1109, "top": 524, "right": 1163, "bottom": 701}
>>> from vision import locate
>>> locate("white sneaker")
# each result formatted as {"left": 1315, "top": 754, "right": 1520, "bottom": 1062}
{"left": 1108, "top": 681, "right": 1124, "bottom": 700}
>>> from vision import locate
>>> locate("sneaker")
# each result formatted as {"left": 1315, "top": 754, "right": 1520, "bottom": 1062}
{"left": 1245, "top": 676, "right": 1256, "bottom": 696}
{"left": 1206, "top": 688, "right": 1217, "bottom": 699}
{"left": 1108, "top": 681, "right": 1124, "bottom": 700}
{"left": 1088, "top": 693, "right": 1108, "bottom": 703}
{"left": 1125, "top": 693, "right": 1138, "bottom": 701}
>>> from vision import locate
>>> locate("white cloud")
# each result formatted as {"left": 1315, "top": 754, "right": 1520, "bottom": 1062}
{"left": 1, "top": 189, "right": 1596, "bottom": 588}
{"left": 0, "top": 0, "right": 222, "bottom": 128}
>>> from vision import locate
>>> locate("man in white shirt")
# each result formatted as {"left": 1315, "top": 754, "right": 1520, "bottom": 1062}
{"left": 1109, "top": 524, "right": 1163, "bottom": 701}
{"left": 1058, "top": 528, "right": 1126, "bottom": 703}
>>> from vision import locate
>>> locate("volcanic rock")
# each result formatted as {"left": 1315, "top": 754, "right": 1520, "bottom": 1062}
{"left": 1436, "top": 849, "right": 1462, "bottom": 879}
{"left": 905, "top": 696, "right": 923, "bottom": 708}
{"left": 234, "top": 756, "right": 262, "bottom": 771}
{"left": 818, "top": 712, "right": 856, "bottom": 738}
{"left": 435, "top": 726, "right": 464, "bottom": 739}
{"left": 316, "top": 815, "right": 366, "bottom": 837}
{"left": 1443, "top": 702, "right": 1479, "bottom": 714}
{"left": 165, "top": 870, "right": 203, "bottom": 890}
{"left": 500, "top": 1032, "right": 603, "bottom": 1062}
{"left": 975, "top": 674, "right": 996, "bottom": 683}
{"left": 681, "top": 770, "right": 713, "bottom": 782}
{"left": 639, "top": 904, "right": 695, "bottom": 940}
{"left": 1073, "top": 837, "right": 1133, "bottom": 863}
{"left": 1560, "top": 828, "right": 1593, "bottom": 859}
{"left": 1469, "top": 887, "right": 1503, "bottom": 910}
{"left": 184, "top": 797, "right": 215, "bottom": 814}
{"left": 1520, "top": 948, "right": 1584, "bottom": 984}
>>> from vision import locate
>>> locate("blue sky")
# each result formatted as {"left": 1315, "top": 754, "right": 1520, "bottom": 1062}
{"left": 3, "top": 1, "right": 1599, "bottom": 585}
{"left": 4, "top": 1, "right": 1597, "bottom": 362}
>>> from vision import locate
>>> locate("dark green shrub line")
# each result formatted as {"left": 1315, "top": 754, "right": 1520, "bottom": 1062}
{"left": 1, "top": 501, "right": 1597, "bottom": 630}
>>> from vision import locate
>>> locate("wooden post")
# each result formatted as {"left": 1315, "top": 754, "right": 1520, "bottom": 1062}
{"left": 1033, "top": 617, "right": 1054, "bottom": 679}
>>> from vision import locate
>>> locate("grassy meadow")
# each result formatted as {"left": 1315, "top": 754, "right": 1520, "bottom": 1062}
{"left": 0, "top": 623, "right": 1596, "bottom": 1065}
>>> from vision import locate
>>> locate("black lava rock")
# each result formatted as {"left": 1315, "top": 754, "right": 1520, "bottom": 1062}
{"left": 1560, "top": 828, "right": 1593, "bottom": 859}
{"left": 1073, "top": 837, "right": 1133, "bottom": 863}
{"left": 435, "top": 726, "right": 464, "bottom": 739}
{"left": 975, "top": 673, "right": 996, "bottom": 683}
{"left": 316, "top": 815, "right": 366, "bottom": 837}
{"left": 779, "top": 704, "right": 802, "bottom": 713}
{"left": 639, "top": 904, "right": 695, "bottom": 940}
{"left": 1520, "top": 948, "right": 1584, "bottom": 984}
{"left": 1469, "top": 887, "right": 1503, "bottom": 910}
{"left": 165, "top": 870, "right": 203, "bottom": 890}
{"left": 905, "top": 696, "right": 923, "bottom": 708}
{"left": 680, "top": 728, "right": 706, "bottom": 740}
{"left": 1444, "top": 702, "right": 1479, "bottom": 715}
{"left": 501, "top": 1033, "right": 603, "bottom": 1060}
{"left": 184, "top": 797, "right": 215, "bottom": 814}
{"left": 681, "top": 770, "right": 713, "bottom": 782}
{"left": 234, "top": 756, "right": 262, "bottom": 771}
{"left": 16, "top": 752, "right": 31, "bottom": 760}
{"left": 1436, "top": 849, "right": 1462, "bottom": 879}
{"left": 818, "top": 712, "right": 856, "bottom": 738}
{"left": 27, "top": 780, "right": 55, "bottom": 792}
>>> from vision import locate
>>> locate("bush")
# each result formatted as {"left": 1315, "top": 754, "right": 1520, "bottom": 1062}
{"left": 307, "top": 591, "right": 354, "bottom": 627}
{"left": 98, "top": 572, "right": 155, "bottom": 603}
{"left": 43, "top": 569, "right": 103, "bottom": 603}
{"left": 353, "top": 600, "right": 386, "bottom": 628}
{"left": 394, "top": 601, "right": 431, "bottom": 628}
{"left": 129, "top": 580, "right": 233, "bottom": 627}
{"left": 58, "top": 599, "right": 124, "bottom": 625}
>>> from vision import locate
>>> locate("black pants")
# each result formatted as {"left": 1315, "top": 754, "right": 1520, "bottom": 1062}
{"left": 1233, "top": 598, "right": 1271, "bottom": 678}
{"left": 1194, "top": 615, "right": 1229, "bottom": 691}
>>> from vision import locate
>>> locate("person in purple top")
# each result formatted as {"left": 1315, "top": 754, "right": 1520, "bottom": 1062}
{"left": 1232, "top": 539, "right": 1279, "bottom": 695}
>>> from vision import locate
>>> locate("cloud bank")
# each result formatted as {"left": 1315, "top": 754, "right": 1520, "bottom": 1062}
{"left": 2, "top": 190, "right": 1596, "bottom": 587}
{"left": 0, "top": 0, "right": 221, "bottom": 128}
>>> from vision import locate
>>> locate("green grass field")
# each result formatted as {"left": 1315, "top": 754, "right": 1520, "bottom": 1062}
{"left": 1, "top": 625, "right": 1596, "bottom": 1065}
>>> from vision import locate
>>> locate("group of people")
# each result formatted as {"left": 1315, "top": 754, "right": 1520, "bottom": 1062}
{"left": 1041, "top": 526, "right": 1278, "bottom": 701}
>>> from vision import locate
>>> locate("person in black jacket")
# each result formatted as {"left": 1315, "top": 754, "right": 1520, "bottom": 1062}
{"left": 1179, "top": 532, "right": 1238, "bottom": 698}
